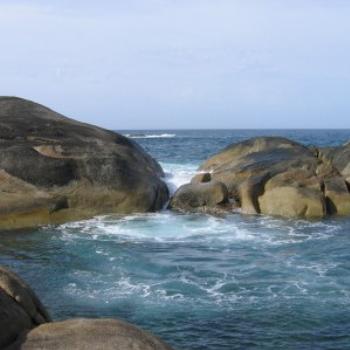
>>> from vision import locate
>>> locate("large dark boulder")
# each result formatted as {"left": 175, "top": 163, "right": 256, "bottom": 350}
{"left": 0, "top": 266, "right": 50, "bottom": 349}
{"left": 10, "top": 319, "right": 173, "bottom": 350}
{"left": 175, "top": 137, "right": 350, "bottom": 219}
{"left": 0, "top": 97, "right": 169, "bottom": 230}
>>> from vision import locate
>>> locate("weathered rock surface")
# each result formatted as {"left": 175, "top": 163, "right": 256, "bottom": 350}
{"left": 1, "top": 266, "right": 174, "bottom": 350}
{"left": 0, "top": 266, "right": 50, "bottom": 349}
{"left": 0, "top": 97, "right": 169, "bottom": 230}
{"left": 319, "top": 143, "right": 350, "bottom": 183}
{"left": 190, "top": 172, "right": 211, "bottom": 184}
{"left": 172, "top": 137, "right": 350, "bottom": 219}
{"left": 169, "top": 181, "right": 230, "bottom": 214}
{"left": 10, "top": 319, "right": 173, "bottom": 350}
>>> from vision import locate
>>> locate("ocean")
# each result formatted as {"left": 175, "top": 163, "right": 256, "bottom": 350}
{"left": 1, "top": 129, "right": 350, "bottom": 349}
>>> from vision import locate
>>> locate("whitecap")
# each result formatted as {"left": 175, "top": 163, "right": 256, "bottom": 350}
{"left": 124, "top": 133, "right": 176, "bottom": 139}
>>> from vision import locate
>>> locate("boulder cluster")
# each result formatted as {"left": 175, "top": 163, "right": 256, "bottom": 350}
{"left": 0, "top": 97, "right": 169, "bottom": 230}
{"left": 0, "top": 97, "right": 349, "bottom": 224}
{"left": 0, "top": 266, "right": 173, "bottom": 350}
{"left": 170, "top": 137, "right": 350, "bottom": 219}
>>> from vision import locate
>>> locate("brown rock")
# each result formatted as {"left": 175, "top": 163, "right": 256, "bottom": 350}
{"left": 191, "top": 172, "right": 211, "bottom": 184}
{"left": 259, "top": 185, "right": 326, "bottom": 219}
{"left": 188, "top": 136, "right": 350, "bottom": 219}
{"left": 10, "top": 318, "right": 174, "bottom": 350}
{"left": 169, "top": 181, "right": 229, "bottom": 213}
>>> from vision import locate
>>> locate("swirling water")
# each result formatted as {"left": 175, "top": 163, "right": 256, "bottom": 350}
{"left": 1, "top": 130, "right": 350, "bottom": 350}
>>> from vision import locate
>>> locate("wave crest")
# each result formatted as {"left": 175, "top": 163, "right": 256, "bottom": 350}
{"left": 124, "top": 133, "right": 176, "bottom": 139}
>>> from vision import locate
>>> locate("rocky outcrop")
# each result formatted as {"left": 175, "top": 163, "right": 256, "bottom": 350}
{"left": 319, "top": 143, "right": 350, "bottom": 183}
{"left": 10, "top": 319, "right": 173, "bottom": 350}
{"left": 0, "top": 266, "right": 50, "bottom": 349}
{"left": 0, "top": 97, "right": 169, "bottom": 230}
{"left": 169, "top": 180, "right": 230, "bottom": 214}
{"left": 1, "top": 266, "right": 174, "bottom": 350}
{"left": 171, "top": 137, "right": 350, "bottom": 219}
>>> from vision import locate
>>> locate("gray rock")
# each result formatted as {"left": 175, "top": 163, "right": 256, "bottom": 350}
{"left": 324, "top": 176, "right": 350, "bottom": 215}
{"left": 0, "top": 97, "right": 169, "bottom": 230}
{"left": 319, "top": 143, "right": 350, "bottom": 182}
{"left": 0, "top": 266, "right": 50, "bottom": 349}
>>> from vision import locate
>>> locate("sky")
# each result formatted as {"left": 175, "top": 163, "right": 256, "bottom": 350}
{"left": 0, "top": 0, "right": 350, "bottom": 129}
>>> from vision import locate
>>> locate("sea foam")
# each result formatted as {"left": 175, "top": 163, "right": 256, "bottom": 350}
{"left": 124, "top": 133, "right": 176, "bottom": 139}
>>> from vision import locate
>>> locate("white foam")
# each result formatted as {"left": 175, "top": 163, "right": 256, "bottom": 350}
{"left": 160, "top": 162, "right": 198, "bottom": 193}
{"left": 56, "top": 213, "right": 270, "bottom": 248}
{"left": 124, "top": 133, "right": 176, "bottom": 139}
{"left": 56, "top": 209, "right": 340, "bottom": 250}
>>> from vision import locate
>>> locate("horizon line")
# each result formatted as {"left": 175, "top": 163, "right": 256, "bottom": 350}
{"left": 115, "top": 128, "right": 350, "bottom": 131}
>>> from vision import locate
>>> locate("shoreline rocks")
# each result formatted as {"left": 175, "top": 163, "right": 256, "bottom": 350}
{"left": 9, "top": 319, "right": 173, "bottom": 350}
{"left": 0, "top": 97, "right": 169, "bottom": 230}
{"left": 1, "top": 97, "right": 349, "bottom": 224}
{"left": 168, "top": 180, "right": 232, "bottom": 214}
{"left": 170, "top": 137, "right": 350, "bottom": 219}
{"left": 0, "top": 266, "right": 174, "bottom": 350}
{"left": 0, "top": 266, "right": 51, "bottom": 349}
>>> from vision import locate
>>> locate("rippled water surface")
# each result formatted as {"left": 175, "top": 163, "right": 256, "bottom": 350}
{"left": 1, "top": 130, "right": 350, "bottom": 349}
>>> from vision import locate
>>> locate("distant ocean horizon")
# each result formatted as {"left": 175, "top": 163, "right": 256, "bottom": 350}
{"left": 2, "top": 129, "right": 350, "bottom": 349}
{"left": 118, "top": 128, "right": 350, "bottom": 132}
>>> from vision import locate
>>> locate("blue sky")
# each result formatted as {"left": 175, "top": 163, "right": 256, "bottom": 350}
{"left": 0, "top": 0, "right": 349, "bottom": 129}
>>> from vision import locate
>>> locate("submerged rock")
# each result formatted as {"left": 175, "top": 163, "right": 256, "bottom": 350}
{"left": 172, "top": 137, "right": 350, "bottom": 219}
{"left": 0, "top": 97, "right": 169, "bottom": 230}
{"left": 1, "top": 266, "right": 174, "bottom": 350}
{"left": 0, "top": 266, "right": 50, "bottom": 349}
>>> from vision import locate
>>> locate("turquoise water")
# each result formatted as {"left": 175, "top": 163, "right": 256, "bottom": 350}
{"left": 1, "top": 130, "right": 350, "bottom": 350}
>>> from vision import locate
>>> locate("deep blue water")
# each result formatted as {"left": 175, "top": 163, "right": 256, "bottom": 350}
{"left": 1, "top": 130, "right": 350, "bottom": 350}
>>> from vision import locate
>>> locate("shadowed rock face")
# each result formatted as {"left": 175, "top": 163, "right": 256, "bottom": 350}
{"left": 0, "top": 266, "right": 174, "bottom": 350}
{"left": 0, "top": 266, "right": 50, "bottom": 349}
{"left": 169, "top": 180, "right": 230, "bottom": 214}
{"left": 171, "top": 137, "right": 350, "bottom": 219}
{"left": 0, "top": 97, "right": 169, "bottom": 230}
{"left": 319, "top": 143, "right": 350, "bottom": 183}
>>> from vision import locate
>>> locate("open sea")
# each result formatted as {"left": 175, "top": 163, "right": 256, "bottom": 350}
{"left": 2, "top": 129, "right": 350, "bottom": 350}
